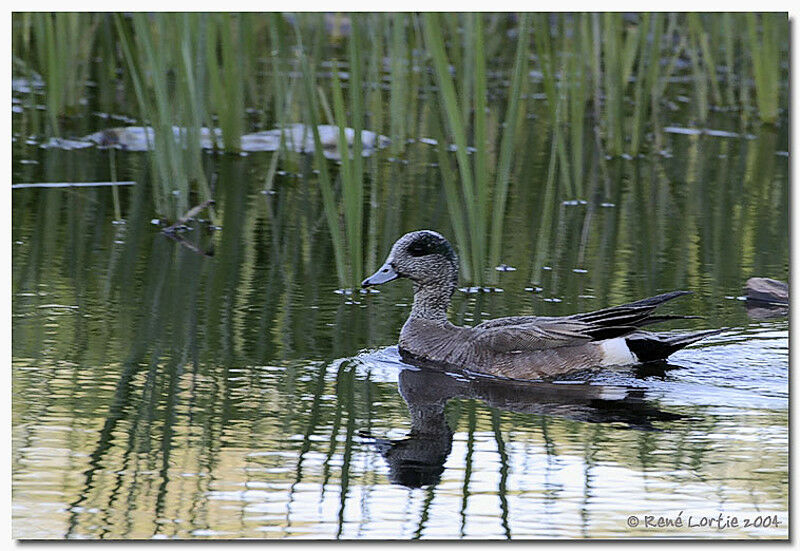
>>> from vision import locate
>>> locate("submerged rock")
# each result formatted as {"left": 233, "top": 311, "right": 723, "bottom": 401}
{"left": 85, "top": 126, "right": 209, "bottom": 151}
{"left": 663, "top": 126, "right": 756, "bottom": 140}
{"left": 744, "top": 277, "right": 788, "bottom": 320}
{"left": 745, "top": 277, "right": 788, "bottom": 305}
{"left": 241, "top": 124, "right": 392, "bottom": 159}
{"left": 41, "top": 137, "right": 96, "bottom": 150}
{"left": 71, "top": 124, "right": 391, "bottom": 159}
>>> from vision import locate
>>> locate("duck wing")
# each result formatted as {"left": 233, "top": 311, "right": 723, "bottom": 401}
{"left": 471, "top": 319, "right": 636, "bottom": 353}
{"left": 473, "top": 315, "right": 557, "bottom": 329}
{"left": 470, "top": 291, "right": 697, "bottom": 354}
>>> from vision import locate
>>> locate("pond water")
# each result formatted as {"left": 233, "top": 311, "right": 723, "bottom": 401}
{"left": 12, "top": 81, "right": 789, "bottom": 538}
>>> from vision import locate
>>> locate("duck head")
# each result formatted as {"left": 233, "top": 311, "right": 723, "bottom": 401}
{"left": 362, "top": 230, "right": 459, "bottom": 290}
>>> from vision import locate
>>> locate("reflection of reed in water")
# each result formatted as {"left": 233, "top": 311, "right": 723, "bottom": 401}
{"left": 374, "top": 366, "right": 683, "bottom": 488}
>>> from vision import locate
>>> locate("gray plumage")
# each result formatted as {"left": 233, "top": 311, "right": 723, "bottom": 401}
{"left": 362, "top": 230, "right": 721, "bottom": 380}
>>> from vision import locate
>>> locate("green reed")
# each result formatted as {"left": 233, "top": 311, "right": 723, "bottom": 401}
{"left": 387, "top": 14, "right": 409, "bottom": 155}
{"left": 631, "top": 14, "right": 662, "bottom": 156}
{"left": 419, "top": 13, "right": 531, "bottom": 285}
{"left": 205, "top": 14, "right": 246, "bottom": 152}
{"left": 114, "top": 13, "right": 210, "bottom": 219}
{"left": 488, "top": 14, "right": 529, "bottom": 281}
{"left": 14, "top": 13, "right": 99, "bottom": 136}
{"left": 746, "top": 13, "right": 785, "bottom": 125}
{"left": 423, "top": 12, "right": 483, "bottom": 283}
{"left": 291, "top": 13, "right": 371, "bottom": 291}
{"left": 294, "top": 24, "right": 349, "bottom": 288}
{"left": 602, "top": 14, "right": 626, "bottom": 156}
{"left": 12, "top": 12, "right": 790, "bottom": 286}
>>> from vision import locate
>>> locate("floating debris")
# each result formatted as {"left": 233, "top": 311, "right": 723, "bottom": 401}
{"left": 542, "top": 297, "right": 563, "bottom": 303}
{"left": 447, "top": 144, "right": 477, "bottom": 153}
{"left": 459, "top": 286, "right": 503, "bottom": 294}
{"left": 524, "top": 286, "right": 543, "bottom": 293}
{"left": 495, "top": 264, "right": 517, "bottom": 272}
{"left": 600, "top": 202, "right": 616, "bottom": 208}
{"left": 413, "top": 136, "right": 477, "bottom": 153}
{"left": 92, "top": 111, "right": 137, "bottom": 124}
{"left": 12, "top": 75, "right": 45, "bottom": 94}
{"left": 335, "top": 287, "right": 380, "bottom": 296}
{"left": 572, "top": 268, "right": 588, "bottom": 274}
{"left": 562, "top": 199, "right": 587, "bottom": 206}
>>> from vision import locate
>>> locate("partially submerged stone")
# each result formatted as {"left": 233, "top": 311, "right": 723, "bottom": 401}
{"left": 79, "top": 124, "right": 390, "bottom": 159}
{"left": 745, "top": 277, "right": 789, "bottom": 305}
{"left": 85, "top": 126, "right": 219, "bottom": 152}
{"left": 41, "top": 137, "right": 96, "bottom": 150}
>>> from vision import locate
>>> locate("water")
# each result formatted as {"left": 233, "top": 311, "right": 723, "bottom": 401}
{"left": 12, "top": 75, "right": 788, "bottom": 540}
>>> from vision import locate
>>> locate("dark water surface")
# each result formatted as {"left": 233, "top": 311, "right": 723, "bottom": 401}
{"left": 12, "top": 104, "right": 789, "bottom": 537}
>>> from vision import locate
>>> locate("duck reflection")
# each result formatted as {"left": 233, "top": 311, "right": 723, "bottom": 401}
{"left": 373, "top": 365, "right": 682, "bottom": 488}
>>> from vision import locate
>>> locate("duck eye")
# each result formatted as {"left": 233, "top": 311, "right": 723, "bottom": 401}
{"left": 408, "top": 242, "right": 428, "bottom": 257}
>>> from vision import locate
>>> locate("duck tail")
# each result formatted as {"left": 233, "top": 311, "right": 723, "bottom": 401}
{"left": 625, "top": 329, "right": 724, "bottom": 363}
{"left": 574, "top": 290, "right": 693, "bottom": 329}
{"left": 619, "top": 290, "right": 692, "bottom": 308}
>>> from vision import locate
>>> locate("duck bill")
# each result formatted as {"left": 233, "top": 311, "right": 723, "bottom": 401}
{"left": 362, "top": 262, "right": 399, "bottom": 287}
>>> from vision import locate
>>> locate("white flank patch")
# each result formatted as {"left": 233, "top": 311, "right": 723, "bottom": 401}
{"left": 596, "top": 386, "right": 629, "bottom": 400}
{"left": 599, "top": 337, "right": 637, "bottom": 366}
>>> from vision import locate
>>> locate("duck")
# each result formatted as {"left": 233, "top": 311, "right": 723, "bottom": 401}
{"left": 362, "top": 230, "right": 722, "bottom": 380}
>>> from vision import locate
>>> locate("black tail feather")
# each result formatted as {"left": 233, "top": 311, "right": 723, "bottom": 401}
{"left": 619, "top": 290, "right": 693, "bottom": 308}
{"left": 584, "top": 325, "right": 639, "bottom": 341}
{"left": 570, "top": 291, "right": 719, "bottom": 356}
{"left": 625, "top": 329, "right": 724, "bottom": 362}
{"left": 635, "top": 314, "right": 703, "bottom": 327}
{"left": 573, "top": 291, "right": 695, "bottom": 333}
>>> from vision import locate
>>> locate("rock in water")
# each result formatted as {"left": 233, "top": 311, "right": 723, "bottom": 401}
{"left": 745, "top": 277, "right": 788, "bottom": 305}
{"left": 81, "top": 124, "right": 390, "bottom": 159}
